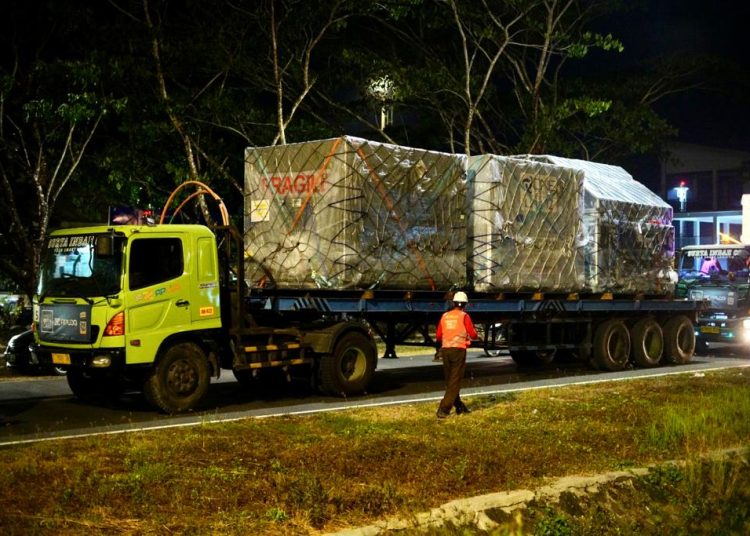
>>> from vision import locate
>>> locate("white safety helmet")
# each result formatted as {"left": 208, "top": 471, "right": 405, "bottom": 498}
{"left": 453, "top": 291, "right": 469, "bottom": 304}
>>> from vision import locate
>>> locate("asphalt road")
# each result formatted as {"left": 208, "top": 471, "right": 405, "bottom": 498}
{"left": 1, "top": 348, "right": 748, "bottom": 446}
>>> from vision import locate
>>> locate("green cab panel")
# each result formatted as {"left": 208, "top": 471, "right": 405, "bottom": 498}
{"left": 124, "top": 228, "right": 222, "bottom": 364}
{"left": 34, "top": 224, "right": 222, "bottom": 366}
{"left": 190, "top": 236, "right": 221, "bottom": 324}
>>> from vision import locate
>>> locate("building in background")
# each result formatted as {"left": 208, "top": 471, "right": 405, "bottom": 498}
{"left": 659, "top": 142, "right": 750, "bottom": 247}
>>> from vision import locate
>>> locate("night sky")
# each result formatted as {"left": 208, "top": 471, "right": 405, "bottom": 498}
{"left": 599, "top": 0, "right": 750, "bottom": 152}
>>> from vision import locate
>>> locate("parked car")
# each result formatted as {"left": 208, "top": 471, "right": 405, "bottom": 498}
{"left": 3, "top": 329, "right": 66, "bottom": 376}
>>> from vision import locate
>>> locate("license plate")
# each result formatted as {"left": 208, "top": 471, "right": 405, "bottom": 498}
{"left": 51, "top": 353, "right": 71, "bottom": 365}
{"left": 700, "top": 326, "right": 721, "bottom": 334}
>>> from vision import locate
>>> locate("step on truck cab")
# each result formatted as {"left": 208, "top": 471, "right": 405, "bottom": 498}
{"left": 676, "top": 243, "right": 750, "bottom": 352}
{"left": 32, "top": 224, "right": 377, "bottom": 413}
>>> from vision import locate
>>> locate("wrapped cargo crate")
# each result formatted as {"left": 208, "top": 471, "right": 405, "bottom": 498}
{"left": 469, "top": 154, "right": 675, "bottom": 294}
{"left": 244, "top": 136, "right": 467, "bottom": 290}
{"left": 468, "top": 155, "right": 584, "bottom": 292}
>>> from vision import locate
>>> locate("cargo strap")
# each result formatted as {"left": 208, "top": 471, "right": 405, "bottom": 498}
{"left": 287, "top": 137, "right": 343, "bottom": 235}
{"left": 355, "top": 146, "right": 437, "bottom": 290}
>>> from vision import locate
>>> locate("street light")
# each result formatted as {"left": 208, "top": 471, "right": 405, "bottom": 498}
{"left": 366, "top": 75, "right": 396, "bottom": 130}
{"left": 674, "top": 181, "right": 689, "bottom": 212}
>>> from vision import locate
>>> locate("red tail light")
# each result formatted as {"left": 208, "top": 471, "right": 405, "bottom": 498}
{"left": 104, "top": 311, "right": 125, "bottom": 336}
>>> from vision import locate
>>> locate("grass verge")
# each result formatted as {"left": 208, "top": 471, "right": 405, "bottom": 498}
{"left": 0, "top": 368, "right": 749, "bottom": 534}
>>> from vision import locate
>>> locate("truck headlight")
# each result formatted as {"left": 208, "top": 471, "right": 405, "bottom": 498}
{"left": 742, "top": 318, "right": 750, "bottom": 331}
{"left": 91, "top": 355, "right": 112, "bottom": 368}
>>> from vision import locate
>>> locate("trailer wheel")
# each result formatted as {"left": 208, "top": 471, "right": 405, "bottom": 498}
{"left": 318, "top": 331, "right": 376, "bottom": 396}
{"left": 662, "top": 316, "right": 695, "bottom": 364}
{"left": 67, "top": 369, "right": 122, "bottom": 405}
{"left": 144, "top": 342, "right": 210, "bottom": 413}
{"left": 630, "top": 318, "right": 663, "bottom": 368}
{"left": 593, "top": 319, "right": 631, "bottom": 371}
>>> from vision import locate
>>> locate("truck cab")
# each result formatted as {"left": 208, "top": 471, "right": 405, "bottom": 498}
{"left": 32, "top": 223, "right": 378, "bottom": 413}
{"left": 33, "top": 225, "right": 224, "bottom": 409}
{"left": 675, "top": 244, "right": 750, "bottom": 351}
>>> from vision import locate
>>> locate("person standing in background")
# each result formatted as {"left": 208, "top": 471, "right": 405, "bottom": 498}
{"left": 435, "top": 291, "right": 477, "bottom": 419}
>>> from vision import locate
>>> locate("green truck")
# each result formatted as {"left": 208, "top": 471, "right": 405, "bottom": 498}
{"left": 675, "top": 243, "right": 750, "bottom": 352}
{"left": 32, "top": 224, "right": 379, "bottom": 413}
{"left": 31, "top": 218, "right": 702, "bottom": 415}
{"left": 31, "top": 139, "right": 704, "bottom": 414}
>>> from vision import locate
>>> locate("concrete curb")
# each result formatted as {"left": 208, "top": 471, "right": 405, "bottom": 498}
{"left": 328, "top": 447, "right": 749, "bottom": 535}
{"left": 328, "top": 469, "right": 648, "bottom": 535}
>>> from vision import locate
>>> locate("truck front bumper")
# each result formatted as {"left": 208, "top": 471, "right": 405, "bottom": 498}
{"left": 695, "top": 316, "right": 750, "bottom": 344}
{"left": 32, "top": 344, "right": 126, "bottom": 371}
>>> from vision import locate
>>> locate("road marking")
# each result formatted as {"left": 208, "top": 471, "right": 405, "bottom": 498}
{"left": 1, "top": 361, "right": 748, "bottom": 447}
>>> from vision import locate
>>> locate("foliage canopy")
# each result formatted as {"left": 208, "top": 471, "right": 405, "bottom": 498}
{"left": 0, "top": 0, "right": 713, "bottom": 293}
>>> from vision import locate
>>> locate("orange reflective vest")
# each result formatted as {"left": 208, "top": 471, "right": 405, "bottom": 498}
{"left": 438, "top": 309, "right": 475, "bottom": 349}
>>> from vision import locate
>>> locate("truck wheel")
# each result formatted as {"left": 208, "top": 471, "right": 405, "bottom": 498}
{"left": 630, "top": 318, "right": 663, "bottom": 368}
{"left": 593, "top": 319, "right": 631, "bottom": 371}
{"left": 67, "top": 369, "right": 122, "bottom": 405}
{"left": 144, "top": 342, "right": 210, "bottom": 413}
{"left": 318, "top": 332, "right": 376, "bottom": 396}
{"left": 662, "top": 316, "right": 695, "bottom": 364}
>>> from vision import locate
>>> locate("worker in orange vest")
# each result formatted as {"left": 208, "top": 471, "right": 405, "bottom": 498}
{"left": 435, "top": 291, "right": 477, "bottom": 419}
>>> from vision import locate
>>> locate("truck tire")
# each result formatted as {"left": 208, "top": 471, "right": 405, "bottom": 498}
{"left": 143, "top": 342, "right": 210, "bottom": 413}
{"left": 318, "top": 331, "right": 376, "bottom": 396}
{"left": 630, "top": 317, "right": 663, "bottom": 368}
{"left": 662, "top": 316, "right": 695, "bottom": 364}
{"left": 593, "top": 319, "right": 631, "bottom": 371}
{"left": 67, "top": 369, "right": 122, "bottom": 405}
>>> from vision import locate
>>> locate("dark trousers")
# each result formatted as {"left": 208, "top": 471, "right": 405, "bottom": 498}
{"left": 439, "top": 347, "right": 466, "bottom": 412}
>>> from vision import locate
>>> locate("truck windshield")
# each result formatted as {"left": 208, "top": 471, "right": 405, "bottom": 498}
{"left": 37, "top": 233, "right": 125, "bottom": 297}
{"left": 678, "top": 247, "right": 750, "bottom": 280}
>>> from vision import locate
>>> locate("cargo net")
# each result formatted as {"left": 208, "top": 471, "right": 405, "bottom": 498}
{"left": 469, "top": 156, "right": 583, "bottom": 292}
{"left": 244, "top": 138, "right": 675, "bottom": 295}
{"left": 582, "top": 199, "right": 675, "bottom": 295}
{"left": 244, "top": 136, "right": 468, "bottom": 290}
{"left": 469, "top": 154, "right": 675, "bottom": 295}
{"left": 568, "top": 154, "right": 675, "bottom": 295}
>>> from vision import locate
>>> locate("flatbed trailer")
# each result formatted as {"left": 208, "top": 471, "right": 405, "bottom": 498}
{"left": 31, "top": 216, "right": 702, "bottom": 414}
{"left": 247, "top": 287, "right": 702, "bottom": 370}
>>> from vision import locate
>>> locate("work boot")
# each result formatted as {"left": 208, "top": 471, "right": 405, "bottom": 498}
{"left": 436, "top": 408, "right": 450, "bottom": 419}
{"left": 455, "top": 401, "right": 471, "bottom": 415}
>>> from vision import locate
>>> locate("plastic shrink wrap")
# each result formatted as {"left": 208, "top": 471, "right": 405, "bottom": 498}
{"left": 244, "top": 136, "right": 468, "bottom": 290}
{"left": 469, "top": 154, "right": 675, "bottom": 294}
{"left": 468, "top": 155, "right": 582, "bottom": 292}
{"left": 245, "top": 137, "right": 674, "bottom": 295}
